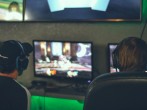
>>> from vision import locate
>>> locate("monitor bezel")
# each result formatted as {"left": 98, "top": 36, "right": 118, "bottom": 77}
{"left": 107, "top": 43, "right": 118, "bottom": 73}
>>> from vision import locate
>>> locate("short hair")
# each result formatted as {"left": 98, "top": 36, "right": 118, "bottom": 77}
{"left": 113, "top": 37, "right": 147, "bottom": 72}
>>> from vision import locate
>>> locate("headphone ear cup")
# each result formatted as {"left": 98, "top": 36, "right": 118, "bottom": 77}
{"left": 20, "top": 58, "right": 29, "bottom": 70}
{"left": 112, "top": 48, "right": 119, "bottom": 70}
{"left": 10, "top": 40, "right": 29, "bottom": 75}
{"left": 16, "top": 56, "right": 29, "bottom": 75}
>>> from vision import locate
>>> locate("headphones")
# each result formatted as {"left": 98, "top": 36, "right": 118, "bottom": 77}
{"left": 112, "top": 45, "right": 120, "bottom": 72}
{"left": 12, "top": 40, "right": 29, "bottom": 75}
{"left": 0, "top": 40, "right": 29, "bottom": 75}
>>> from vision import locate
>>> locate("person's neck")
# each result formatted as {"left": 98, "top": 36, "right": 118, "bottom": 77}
{"left": 0, "top": 70, "right": 18, "bottom": 79}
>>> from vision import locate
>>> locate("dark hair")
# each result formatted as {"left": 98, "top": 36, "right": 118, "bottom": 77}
{"left": 8, "top": 2, "right": 20, "bottom": 12}
{"left": 113, "top": 37, "right": 147, "bottom": 72}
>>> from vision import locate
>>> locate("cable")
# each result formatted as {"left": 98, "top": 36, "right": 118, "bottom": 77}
{"left": 43, "top": 89, "right": 46, "bottom": 110}
{"left": 140, "top": 19, "right": 147, "bottom": 39}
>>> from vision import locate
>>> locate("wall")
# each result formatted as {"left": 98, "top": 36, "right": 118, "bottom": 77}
{"left": 0, "top": 0, "right": 147, "bottom": 86}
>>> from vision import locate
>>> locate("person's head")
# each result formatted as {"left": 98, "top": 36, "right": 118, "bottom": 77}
{"left": 8, "top": 2, "right": 20, "bottom": 12}
{"left": 0, "top": 40, "right": 33, "bottom": 77}
{"left": 112, "top": 37, "right": 147, "bottom": 72}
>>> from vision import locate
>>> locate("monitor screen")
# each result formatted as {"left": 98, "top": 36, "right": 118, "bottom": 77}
{"left": 108, "top": 43, "right": 118, "bottom": 73}
{"left": 0, "top": 0, "right": 23, "bottom": 21}
{"left": 24, "top": 0, "right": 141, "bottom": 21}
{"left": 33, "top": 40, "right": 93, "bottom": 82}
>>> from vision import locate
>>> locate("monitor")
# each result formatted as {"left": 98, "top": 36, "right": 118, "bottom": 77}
{"left": 33, "top": 40, "right": 93, "bottom": 83}
{"left": 107, "top": 43, "right": 118, "bottom": 73}
{"left": 24, "top": 0, "right": 141, "bottom": 21}
{"left": 0, "top": 0, "right": 23, "bottom": 21}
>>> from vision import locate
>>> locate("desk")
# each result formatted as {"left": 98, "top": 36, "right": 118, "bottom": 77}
{"left": 29, "top": 83, "right": 88, "bottom": 100}
{"left": 29, "top": 84, "right": 87, "bottom": 110}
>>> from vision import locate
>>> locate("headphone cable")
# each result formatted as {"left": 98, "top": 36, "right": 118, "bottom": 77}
{"left": 140, "top": 19, "right": 147, "bottom": 39}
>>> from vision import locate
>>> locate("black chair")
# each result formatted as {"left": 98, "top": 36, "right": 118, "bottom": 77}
{"left": 83, "top": 72, "right": 147, "bottom": 110}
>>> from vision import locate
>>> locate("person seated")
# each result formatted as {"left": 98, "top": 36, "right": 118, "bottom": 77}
{"left": 112, "top": 36, "right": 147, "bottom": 72}
{"left": 0, "top": 40, "right": 32, "bottom": 110}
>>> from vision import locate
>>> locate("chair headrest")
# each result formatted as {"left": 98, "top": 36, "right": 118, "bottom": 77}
{"left": 84, "top": 72, "right": 147, "bottom": 110}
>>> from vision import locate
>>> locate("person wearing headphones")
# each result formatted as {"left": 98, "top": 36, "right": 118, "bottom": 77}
{"left": 0, "top": 40, "right": 33, "bottom": 110}
{"left": 112, "top": 37, "right": 147, "bottom": 72}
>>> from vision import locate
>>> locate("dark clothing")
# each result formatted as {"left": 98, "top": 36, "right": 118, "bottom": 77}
{"left": 0, "top": 76, "right": 30, "bottom": 110}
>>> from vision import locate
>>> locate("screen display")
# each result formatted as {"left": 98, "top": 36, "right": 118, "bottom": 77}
{"left": 0, "top": 0, "right": 23, "bottom": 21}
{"left": 108, "top": 43, "right": 119, "bottom": 73}
{"left": 24, "top": 0, "right": 141, "bottom": 21}
{"left": 33, "top": 40, "right": 93, "bottom": 81}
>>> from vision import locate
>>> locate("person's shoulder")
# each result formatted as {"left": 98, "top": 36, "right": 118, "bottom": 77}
{"left": 0, "top": 76, "right": 26, "bottom": 93}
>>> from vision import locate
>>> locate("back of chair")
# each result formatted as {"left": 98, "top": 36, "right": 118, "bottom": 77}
{"left": 83, "top": 72, "right": 147, "bottom": 110}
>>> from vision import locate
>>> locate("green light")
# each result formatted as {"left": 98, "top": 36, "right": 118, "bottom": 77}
{"left": 143, "top": 0, "right": 147, "bottom": 20}
{"left": 31, "top": 96, "right": 84, "bottom": 110}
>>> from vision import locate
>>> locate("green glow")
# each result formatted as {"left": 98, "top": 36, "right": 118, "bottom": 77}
{"left": 31, "top": 96, "right": 84, "bottom": 110}
{"left": 143, "top": 0, "right": 147, "bottom": 19}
